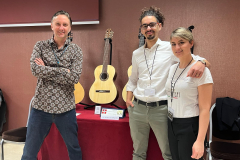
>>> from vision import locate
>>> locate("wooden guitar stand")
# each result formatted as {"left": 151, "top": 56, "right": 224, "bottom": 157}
{"left": 83, "top": 103, "right": 121, "bottom": 110}
{"left": 78, "top": 102, "right": 95, "bottom": 109}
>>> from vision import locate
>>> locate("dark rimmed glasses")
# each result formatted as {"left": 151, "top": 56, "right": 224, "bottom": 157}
{"left": 140, "top": 22, "right": 158, "bottom": 30}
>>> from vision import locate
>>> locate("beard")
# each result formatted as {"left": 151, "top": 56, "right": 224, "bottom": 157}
{"left": 145, "top": 31, "right": 155, "bottom": 40}
{"left": 147, "top": 35, "right": 155, "bottom": 40}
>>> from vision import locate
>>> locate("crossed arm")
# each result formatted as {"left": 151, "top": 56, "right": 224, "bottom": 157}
{"left": 30, "top": 42, "right": 82, "bottom": 85}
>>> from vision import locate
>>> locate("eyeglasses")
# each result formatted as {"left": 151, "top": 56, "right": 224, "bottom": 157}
{"left": 140, "top": 22, "right": 158, "bottom": 30}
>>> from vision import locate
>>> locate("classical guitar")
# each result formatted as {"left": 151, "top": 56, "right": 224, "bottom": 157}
{"left": 122, "top": 28, "right": 145, "bottom": 102}
{"left": 89, "top": 29, "right": 117, "bottom": 104}
{"left": 68, "top": 31, "right": 85, "bottom": 104}
{"left": 74, "top": 82, "right": 85, "bottom": 104}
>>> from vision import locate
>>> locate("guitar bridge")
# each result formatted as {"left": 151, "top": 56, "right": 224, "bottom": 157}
{"left": 96, "top": 90, "right": 110, "bottom": 93}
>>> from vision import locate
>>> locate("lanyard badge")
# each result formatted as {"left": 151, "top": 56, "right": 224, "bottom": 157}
{"left": 169, "top": 57, "right": 193, "bottom": 121}
{"left": 144, "top": 87, "right": 155, "bottom": 96}
{"left": 143, "top": 45, "right": 158, "bottom": 97}
{"left": 51, "top": 44, "right": 69, "bottom": 65}
{"left": 168, "top": 107, "right": 174, "bottom": 121}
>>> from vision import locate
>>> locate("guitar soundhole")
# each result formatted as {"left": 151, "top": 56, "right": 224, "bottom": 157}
{"left": 100, "top": 73, "right": 109, "bottom": 81}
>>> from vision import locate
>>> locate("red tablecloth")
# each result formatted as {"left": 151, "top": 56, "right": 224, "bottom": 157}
{"left": 37, "top": 104, "right": 164, "bottom": 160}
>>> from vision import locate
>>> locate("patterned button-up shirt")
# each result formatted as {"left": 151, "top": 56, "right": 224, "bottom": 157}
{"left": 30, "top": 37, "right": 83, "bottom": 114}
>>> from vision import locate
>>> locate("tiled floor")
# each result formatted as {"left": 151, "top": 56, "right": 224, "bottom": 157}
{"left": 0, "top": 137, "right": 24, "bottom": 160}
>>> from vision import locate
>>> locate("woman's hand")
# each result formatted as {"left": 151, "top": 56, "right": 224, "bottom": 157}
{"left": 191, "top": 140, "right": 204, "bottom": 159}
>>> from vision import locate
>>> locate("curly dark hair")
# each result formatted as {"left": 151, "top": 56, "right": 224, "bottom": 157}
{"left": 139, "top": 6, "right": 165, "bottom": 26}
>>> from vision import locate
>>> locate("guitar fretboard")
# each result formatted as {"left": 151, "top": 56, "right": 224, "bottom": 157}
{"left": 102, "top": 38, "right": 110, "bottom": 74}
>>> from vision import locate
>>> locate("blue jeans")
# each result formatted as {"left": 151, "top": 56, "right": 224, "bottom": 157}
{"left": 21, "top": 108, "right": 82, "bottom": 160}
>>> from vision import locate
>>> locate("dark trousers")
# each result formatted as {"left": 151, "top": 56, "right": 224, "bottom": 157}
{"left": 21, "top": 108, "right": 82, "bottom": 160}
{"left": 168, "top": 116, "right": 203, "bottom": 160}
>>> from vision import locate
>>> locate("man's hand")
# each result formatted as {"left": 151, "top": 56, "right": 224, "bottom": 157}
{"left": 34, "top": 58, "right": 45, "bottom": 66}
{"left": 126, "top": 100, "right": 134, "bottom": 108}
{"left": 126, "top": 91, "right": 134, "bottom": 108}
{"left": 187, "top": 61, "right": 205, "bottom": 78}
{"left": 34, "top": 58, "right": 70, "bottom": 73}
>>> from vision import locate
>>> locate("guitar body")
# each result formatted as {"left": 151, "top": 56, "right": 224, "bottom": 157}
{"left": 122, "top": 66, "right": 134, "bottom": 102}
{"left": 89, "top": 65, "right": 117, "bottom": 104}
{"left": 68, "top": 32, "right": 85, "bottom": 104}
{"left": 74, "top": 82, "right": 85, "bottom": 104}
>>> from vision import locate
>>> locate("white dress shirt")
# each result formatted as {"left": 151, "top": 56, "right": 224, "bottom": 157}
{"left": 126, "top": 38, "right": 203, "bottom": 103}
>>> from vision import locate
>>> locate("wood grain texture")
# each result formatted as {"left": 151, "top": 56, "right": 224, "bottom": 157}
{"left": 74, "top": 82, "right": 85, "bottom": 104}
{"left": 89, "top": 65, "right": 117, "bottom": 104}
{"left": 122, "top": 66, "right": 134, "bottom": 102}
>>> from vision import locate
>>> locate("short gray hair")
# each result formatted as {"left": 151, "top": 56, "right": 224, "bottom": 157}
{"left": 51, "top": 10, "right": 72, "bottom": 26}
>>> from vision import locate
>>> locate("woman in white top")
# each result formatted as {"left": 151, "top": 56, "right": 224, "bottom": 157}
{"left": 165, "top": 27, "right": 213, "bottom": 160}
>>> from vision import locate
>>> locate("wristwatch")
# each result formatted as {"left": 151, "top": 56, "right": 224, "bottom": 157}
{"left": 198, "top": 60, "right": 206, "bottom": 66}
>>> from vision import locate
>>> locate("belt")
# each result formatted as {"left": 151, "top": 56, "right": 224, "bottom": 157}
{"left": 134, "top": 98, "right": 167, "bottom": 107}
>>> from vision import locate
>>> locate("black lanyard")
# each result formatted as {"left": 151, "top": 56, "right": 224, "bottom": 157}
{"left": 170, "top": 58, "right": 193, "bottom": 104}
{"left": 51, "top": 44, "right": 69, "bottom": 65}
{"left": 144, "top": 45, "right": 159, "bottom": 85}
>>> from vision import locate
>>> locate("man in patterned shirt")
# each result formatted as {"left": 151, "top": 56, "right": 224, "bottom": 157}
{"left": 21, "top": 10, "right": 82, "bottom": 160}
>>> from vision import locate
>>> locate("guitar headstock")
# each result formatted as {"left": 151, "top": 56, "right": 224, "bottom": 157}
{"left": 68, "top": 31, "right": 73, "bottom": 42}
{"left": 138, "top": 27, "right": 145, "bottom": 48}
{"left": 138, "top": 27, "right": 145, "bottom": 39}
{"left": 105, "top": 28, "right": 114, "bottom": 39}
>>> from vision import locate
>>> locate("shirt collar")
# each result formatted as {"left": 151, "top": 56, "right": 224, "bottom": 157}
{"left": 144, "top": 38, "right": 162, "bottom": 49}
{"left": 49, "top": 36, "right": 71, "bottom": 47}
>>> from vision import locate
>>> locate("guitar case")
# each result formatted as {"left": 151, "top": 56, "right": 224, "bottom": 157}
{"left": 0, "top": 88, "right": 7, "bottom": 133}
{"left": 188, "top": 25, "right": 194, "bottom": 54}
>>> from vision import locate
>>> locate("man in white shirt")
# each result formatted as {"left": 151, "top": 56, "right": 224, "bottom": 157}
{"left": 126, "top": 6, "right": 210, "bottom": 160}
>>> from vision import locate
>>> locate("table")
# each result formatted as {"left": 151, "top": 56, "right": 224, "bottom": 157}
{"left": 37, "top": 104, "right": 164, "bottom": 160}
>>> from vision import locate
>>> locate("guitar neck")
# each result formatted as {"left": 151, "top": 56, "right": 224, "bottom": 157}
{"left": 102, "top": 38, "right": 110, "bottom": 73}
{"left": 139, "top": 36, "right": 145, "bottom": 48}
